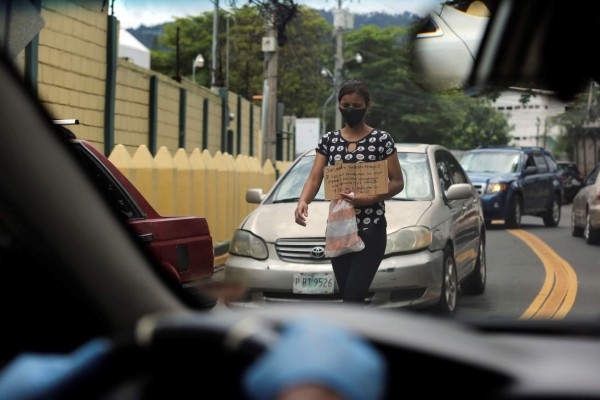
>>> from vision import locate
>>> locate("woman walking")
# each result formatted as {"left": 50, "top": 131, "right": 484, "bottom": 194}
{"left": 294, "top": 80, "right": 404, "bottom": 304}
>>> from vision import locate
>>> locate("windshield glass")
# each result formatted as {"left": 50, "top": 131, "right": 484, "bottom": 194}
{"left": 271, "top": 151, "right": 432, "bottom": 202}
{"left": 271, "top": 155, "right": 326, "bottom": 202}
{"left": 10, "top": 2, "right": 600, "bottom": 399}
{"left": 393, "top": 152, "right": 433, "bottom": 199}
{"left": 4, "top": 0, "right": 600, "bottom": 330}
{"left": 460, "top": 152, "right": 521, "bottom": 173}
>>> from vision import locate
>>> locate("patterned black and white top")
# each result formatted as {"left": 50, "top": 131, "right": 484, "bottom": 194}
{"left": 316, "top": 129, "right": 397, "bottom": 230}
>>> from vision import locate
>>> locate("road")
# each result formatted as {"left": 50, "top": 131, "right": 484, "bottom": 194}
{"left": 457, "top": 203, "right": 600, "bottom": 321}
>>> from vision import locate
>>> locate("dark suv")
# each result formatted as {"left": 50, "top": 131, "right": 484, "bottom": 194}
{"left": 459, "top": 146, "right": 562, "bottom": 228}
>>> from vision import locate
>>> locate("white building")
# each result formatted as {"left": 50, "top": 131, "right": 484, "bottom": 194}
{"left": 492, "top": 87, "right": 568, "bottom": 150}
{"left": 118, "top": 28, "right": 151, "bottom": 69}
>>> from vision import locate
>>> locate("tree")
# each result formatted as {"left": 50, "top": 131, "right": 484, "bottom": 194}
{"left": 227, "top": 4, "right": 334, "bottom": 116}
{"left": 150, "top": 5, "right": 510, "bottom": 149}
{"left": 274, "top": 6, "right": 333, "bottom": 117}
{"left": 151, "top": 5, "right": 333, "bottom": 117}
{"left": 342, "top": 23, "right": 511, "bottom": 148}
{"left": 151, "top": 13, "right": 215, "bottom": 84}
{"left": 548, "top": 82, "right": 598, "bottom": 158}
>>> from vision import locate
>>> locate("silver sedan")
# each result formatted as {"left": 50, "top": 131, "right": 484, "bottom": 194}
{"left": 571, "top": 163, "right": 600, "bottom": 244}
{"left": 224, "top": 143, "right": 487, "bottom": 316}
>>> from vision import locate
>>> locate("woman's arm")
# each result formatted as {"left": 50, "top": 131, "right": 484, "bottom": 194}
{"left": 295, "top": 153, "right": 328, "bottom": 226}
{"left": 384, "top": 153, "right": 404, "bottom": 198}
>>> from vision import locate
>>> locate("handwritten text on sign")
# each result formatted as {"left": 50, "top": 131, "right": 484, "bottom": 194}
{"left": 323, "top": 160, "right": 388, "bottom": 200}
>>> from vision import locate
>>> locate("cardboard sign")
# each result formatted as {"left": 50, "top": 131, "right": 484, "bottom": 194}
{"left": 324, "top": 160, "right": 388, "bottom": 200}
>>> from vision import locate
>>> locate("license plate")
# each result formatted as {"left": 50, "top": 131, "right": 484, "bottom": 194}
{"left": 293, "top": 273, "right": 335, "bottom": 294}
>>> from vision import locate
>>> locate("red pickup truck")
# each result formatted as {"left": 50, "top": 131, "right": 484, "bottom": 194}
{"left": 56, "top": 122, "right": 216, "bottom": 306}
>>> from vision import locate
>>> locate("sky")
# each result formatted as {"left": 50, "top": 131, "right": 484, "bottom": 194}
{"left": 114, "top": 0, "right": 442, "bottom": 29}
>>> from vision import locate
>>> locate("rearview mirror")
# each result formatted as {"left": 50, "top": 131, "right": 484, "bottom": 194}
{"left": 413, "top": 1, "right": 490, "bottom": 92}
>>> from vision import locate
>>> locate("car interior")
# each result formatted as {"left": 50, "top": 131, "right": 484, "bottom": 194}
{"left": 4, "top": 0, "right": 600, "bottom": 399}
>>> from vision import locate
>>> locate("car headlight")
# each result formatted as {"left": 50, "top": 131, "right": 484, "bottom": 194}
{"left": 230, "top": 230, "right": 268, "bottom": 259}
{"left": 385, "top": 226, "right": 432, "bottom": 255}
{"left": 486, "top": 182, "right": 507, "bottom": 194}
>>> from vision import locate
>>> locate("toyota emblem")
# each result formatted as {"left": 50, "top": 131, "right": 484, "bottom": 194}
{"left": 310, "top": 246, "right": 325, "bottom": 259}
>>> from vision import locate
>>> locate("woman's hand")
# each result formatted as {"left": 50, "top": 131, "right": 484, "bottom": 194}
{"left": 295, "top": 201, "right": 309, "bottom": 226}
{"left": 339, "top": 191, "right": 377, "bottom": 207}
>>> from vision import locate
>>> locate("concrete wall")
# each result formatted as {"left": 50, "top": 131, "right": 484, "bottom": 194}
{"left": 10, "top": 0, "right": 296, "bottom": 253}
{"left": 20, "top": 1, "right": 263, "bottom": 160}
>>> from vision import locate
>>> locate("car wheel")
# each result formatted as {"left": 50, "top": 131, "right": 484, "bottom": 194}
{"left": 543, "top": 193, "right": 561, "bottom": 227}
{"left": 571, "top": 210, "right": 584, "bottom": 237}
{"left": 506, "top": 194, "right": 522, "bottom": 229}
{"left": 461, "top": 234, "right": 486, "bottom": 295}
{"left": 584, "top": 211, "right": 600, "bottom": 244}
{"left": 433, "top": 246, "right": 458, "bottom": 317}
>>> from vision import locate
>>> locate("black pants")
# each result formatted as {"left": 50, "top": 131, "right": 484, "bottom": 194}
{"left": 331, "top": 221, "right": 387, "bottom": 304}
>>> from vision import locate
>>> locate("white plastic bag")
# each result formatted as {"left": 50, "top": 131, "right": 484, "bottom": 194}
{"left": 324, "top": 198, "right": 365, "bottom": 258}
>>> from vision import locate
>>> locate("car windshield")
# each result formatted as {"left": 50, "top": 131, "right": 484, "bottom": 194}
{"left": 271, "top": 151, "right": 432, "bottom": 202}
{"left": 393, "top": 152, "right": 433, "bottom": 199}
{"left": 271, "top": 155, "right": 326, "bottom": 202}
{"left": 460, "top": 151, "right": 521, "bottom": 173}
{"left": 6, "top": 0, "right": 600, "bottom": 375}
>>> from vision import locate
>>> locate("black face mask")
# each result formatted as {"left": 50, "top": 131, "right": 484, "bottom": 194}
{"left": 339, "top": 106, "right": 366, "bottom": 127}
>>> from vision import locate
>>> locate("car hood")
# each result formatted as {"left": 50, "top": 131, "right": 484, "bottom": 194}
{"left": 240, "top": 200, "right": 433, "bottom": 242}
{"left": 466, "top": 171, "right": 517, "bottom": 183}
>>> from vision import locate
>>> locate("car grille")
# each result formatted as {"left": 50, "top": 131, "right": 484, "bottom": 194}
{"left": 275, "top": 238, "right": 330, "bottom": 263}
{"left": 472, "top": 182, "right": 486, "bottom": 196}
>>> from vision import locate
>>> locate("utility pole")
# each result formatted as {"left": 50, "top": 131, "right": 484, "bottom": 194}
{"left": 333, "top": 0, "right": 344, "bottom": 130}
{"left": 211, "top": 0, "right": 219, "bottom": 90}
{"left": 262, "top": 7, "right": 278, "bottom": 164}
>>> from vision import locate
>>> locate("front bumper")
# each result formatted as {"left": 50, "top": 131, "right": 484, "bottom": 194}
{"left": 480, "top": 191, "right": 510, "bottom": 222}
{"left": 223, "top": 247, "right": 444, "bottom": 309}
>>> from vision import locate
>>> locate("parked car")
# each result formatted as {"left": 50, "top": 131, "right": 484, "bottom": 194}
{"left": 459, "top": 145, "right": 563, "bottom": 228}
{"left": 557, "top": 160, "right": 584, "bottom": 203}
{"left": 224, "top": 143, "right": 486, "bottom": 316}
{"left": 55, "top": 121, "right": 216, "bottom": 305}
{"left": 571, "top": 163, "right": 600, "bottom": 244}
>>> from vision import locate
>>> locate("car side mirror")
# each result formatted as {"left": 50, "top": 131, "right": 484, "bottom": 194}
{"left": 246, "top": 188, "right": 266, "bottom": 204}
{"left": 445, "top": 183, "right": 473, "bottom": 201}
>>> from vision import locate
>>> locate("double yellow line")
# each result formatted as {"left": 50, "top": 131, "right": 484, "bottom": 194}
{"left": 508, "top": 230, "right": 578, "bottom": 320}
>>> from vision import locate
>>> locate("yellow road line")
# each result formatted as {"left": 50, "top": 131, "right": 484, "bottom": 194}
{"left": 508, "top": 229, "right": 578, "bottom": 320}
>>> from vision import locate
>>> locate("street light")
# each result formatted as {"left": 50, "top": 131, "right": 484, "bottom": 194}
{"left": 192, "top": 53, "right": 205, "bottom": 84}
{"left": 321, "top": 67, "right": 333, "bottom": 79}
